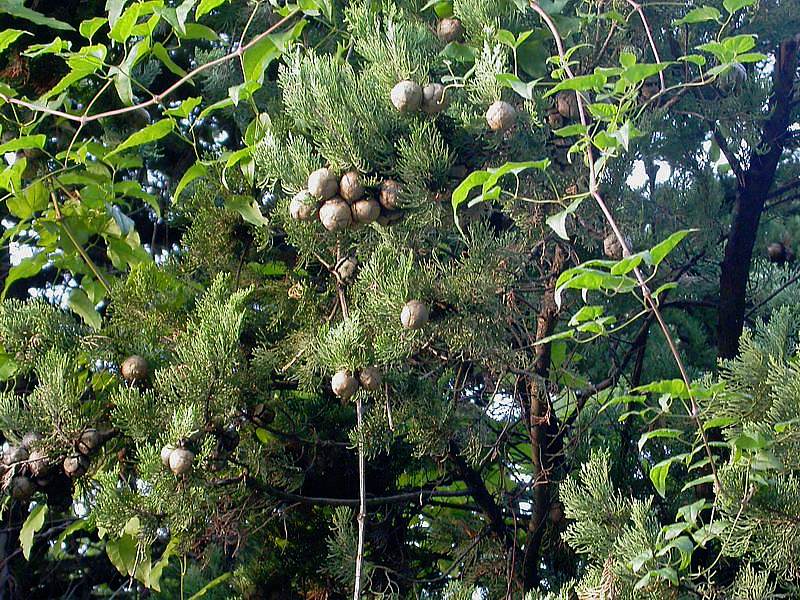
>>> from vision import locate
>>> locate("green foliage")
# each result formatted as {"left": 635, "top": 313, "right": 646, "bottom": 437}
{"left": 0, "top": 0, "right": 799, "bottom": 597}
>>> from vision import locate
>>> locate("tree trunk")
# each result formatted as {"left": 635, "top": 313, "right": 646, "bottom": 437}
{"left": 717, "top": 35, "right": 799, "bottom": 359}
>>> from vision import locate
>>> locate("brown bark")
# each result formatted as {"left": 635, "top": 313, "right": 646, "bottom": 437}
{"left": 717, "top": 35, "right": 799, "bottom": 359}
{"left": 521, "top": 245, "right": 566, "bottom": 591}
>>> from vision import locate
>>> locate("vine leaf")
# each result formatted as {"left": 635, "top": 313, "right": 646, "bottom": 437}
{"left": 0, "top": 0, "right": 74, "bottom": 30}
{"left": 20, "top": 504, "right": 48, "bottom": 560}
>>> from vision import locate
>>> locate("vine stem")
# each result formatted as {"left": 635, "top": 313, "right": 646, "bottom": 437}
{"left": 0, "top": 11, "right": 299, "bottom": 124}
{"left": 529, "top": 1, "right": 720, "bottom": 490}
{"left": 335, "top": 272, "right": 366, "bottom": 600}
{"left": 50, "top": 192, "right": 112, "bottom": 294}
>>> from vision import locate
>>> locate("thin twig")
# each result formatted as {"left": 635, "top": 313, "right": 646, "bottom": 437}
{"left": 50, "top": 192, "right": 112, "bottom": 294}
{"left": 335, "top": 271, "right": 367, "bottom": 600}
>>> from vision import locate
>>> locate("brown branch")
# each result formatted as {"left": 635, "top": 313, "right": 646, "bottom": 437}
{"left": 718, "top": 34, "right": 799, "bottom": 359}
{"left": 712, "top": 126, "right": 745, "bottom": 185}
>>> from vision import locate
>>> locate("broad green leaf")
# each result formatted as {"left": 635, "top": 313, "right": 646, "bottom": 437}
{"left": 196, "top": 0, "right": 228, "bottom": 18}
{"left": 152, "top": 42, "right": 187, "bottom": 76}
{"left": 635, "top": 379, "right": 688, "bottom": 397}
{"left": 662, "top": 522, "right": 690, "bottom": 541}
{"left": 702, "top": 416, "right": 737, "bottom": 430}
{"left": 544, "top": 72, "right": 605, "bottom": 97}
{"left": 0, "top": 353, "right": 20, "bottom": 380}
{"left": 164, "top": 96, "right": 201, "bottom": 118}
{"left": 451, "top": 170, "right": 490, "bottom": 214}
{"left": 623, "top": 63, "right": 669, "bottom": 85}
{"left": 174, "top": 162, "right": 207, "bottom": 201}
{"left": 482, "top": 159, "right": 550, "bottom": 194}
{"left": 153, "top": 6, "right": 184, "bottom": 35}
{"left": 176, "top": 0, "right": 197, "bottom": 30}
{"left": 187, "top": 573, "right": 233, "bottom": 600}
{"left": 6, "top": 180, "right": 48, "bottom": 219}
{"left": 495, "top": 73, "right": 536, "bottom": 100}
{"left": 679, "top": 54, "right": 706, "bottom": 66}
{"left": 80, "top": 17, "right": 107, "bottom": 40}
{"left": 20, "top": 504, "right": 48, "bottom": 560}
{"left": 569, "top": 305, "right": 604, "bottom": 326}
{"left": 106, "top": 119, "right": 173, "bottom": 159}
{"left": 649, "top": 457, "right": 680, "bottom": 498}
{"left": 106, "top": 0, "right": 126, "bottom": 28}
{"left": 0, "top": 29, "right": 27, "bottom": 56}
{"left": 732, "top": 432, "right": 765, "bottom": 450}
{"left": 0, "top": 0, "right": 74, "bottom": 30}
{"left": 736, "top": 52, "right": 767, "bottom": 63}
{"left": 224, "top": 195, "right": 268, "bottom": 226}
{"left": 677, "top": 499, "right": 707, "bottom": 524}
{"left": 0, "top": 134, "right": 46, "bottom": 154}
{"left": 672, "top": 6, "right": 721, "bottom": 26}
{"left": 109, "top": 3, "right": 140, "bottom": 42}
{"left": 554, "top": 124, "right": 588, "bottom": 138}
{"left": 638, "top": 428, "right": 684, "bottom": 452}
{"left": 610, "top": 251, "right": 647, "bottom": 275}
{"left": 68, "top": 289, "right": 102, "bottom": 330}
{"left": 546, "top": 197, "right": 583, "bottom": 240}
{"left": 106, "top": 533, "right": 137, "bottom": 576}
{"left": 147, "top": 539, "right": 178, "bottom": 592}
{"left": 723, "top": 34, "right": 756, "bottom": 55}
{"left": 178, "top": 23, "right": 219, "bottom": 41}
{"left": 648, "top": 229, "right": 695, "bottom": 266}
{"left": 723, "top": 0, "right": 755, "bottom": 13}
{"left": 23, "top": 38, "right": 70, "bottom": 57}
{"left": 2, "top": 251, "right": 47, "bottom": 298}
{"left": 242, "top": 20, "right": 306, "bottom": 84}
{"left": 440, "top": 42, "right": 476, "bottom": 63}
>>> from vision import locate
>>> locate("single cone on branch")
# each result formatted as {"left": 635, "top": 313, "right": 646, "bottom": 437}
{"left": 767, "top": 242, "right": 793, "bottom": 264}
{"left": 331, "top": 370, "right": 359, "bottom": 400}
{"left": 352, "top": 198, "right": 381, "bottom": 224}
{"left": 319, "top": 198, "right": 353, "bottom": 231}
{"left": 160, "top": 444, "right": 175, "bottom": 468}
{"left": 421, "top": 83, "right": 448, "bottom": 115}
{"left": 391, "top": 80, "right": 423, "bottom": 113}
{"left": 603, "top": 234, "right": 631, "bottom": 260}
{"left": 289, "top": 190, "right": 319, "bottom": 221}
{"left": 640, "top": 78, "right": 660, "bottom": 101}
{"left": 717, "top": 62, "right": 746, "bottom": 96}
{"left": 486, "top": 101, "right": 516, "bottom": 132}
{"left": 547, "top": 109, "right": 564, "bottom": 130}
{"left": 359, "top": 367, "right": 382, "bottom": 392}
{"left": 28, "top": 450, "right": 49, "bottom": 478}
{"left": 401, "top": 300, "right": 429, "bottom": 330}
{"left": 339, "top": 171, "right": 364, "bottom": 202}
{"left": 10, "top": 476, "right": 34, "bottom": 501}
{"left": 308, "top": 168, "right": 339, "bottom": 200}
{"left": 377, "top": 209, "right": 404, "bottom": 227}
{"left": 251, "top": 403, "right": 276, "bottom": 427}
{"left": 77, "top": 429, "right": 102, "bottom": 455}
{"left": 169, "top": 448, "right": 194, "bottom": 475}
{"left": 63, "top": 455, "right": 89, "bottom": 478}
{"left": 335, "top": 256, "right": 358, "bottom": 284}
{"left": 437, "top": 18, "right": 464, "bottom": 43}
{"left": 121, "top": 355, "right": 148, "bottom": 383}
{"left": 21, "top": 432, "right": 42, "bottom": 448}
{"left": 379, "top": 179, "right": 402, "bottom": 210}
{"left": 3, "top": 446, "right": 28, "bottom": 466}
{"left": 556, "top": 91, "right": 580, "bottom": 120}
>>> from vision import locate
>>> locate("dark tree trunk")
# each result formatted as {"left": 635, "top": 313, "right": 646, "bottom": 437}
{"left": 717, "top": 35, "right": 799, "bottom": 359}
